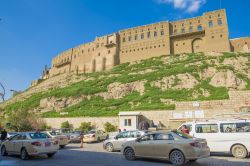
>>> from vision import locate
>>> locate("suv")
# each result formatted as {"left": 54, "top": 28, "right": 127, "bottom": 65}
{"left": 103, "top": 130, "right": 147, "bottom": 152}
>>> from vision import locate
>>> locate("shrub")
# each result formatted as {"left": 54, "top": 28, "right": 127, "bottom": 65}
{"left": 6, "top": 109, "right": 46, "bottom": 132}
{"left": 77, "top": 122, "right": 93, "bottom": 132}
{"left": 61, "top": 121, "right": 73, "bottom": 129}
{"left": 104, "top": 122, "right": 117, "bottom": 132}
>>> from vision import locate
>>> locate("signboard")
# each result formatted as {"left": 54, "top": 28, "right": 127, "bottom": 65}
{"left": 194, "top": 110, "right": 204, "bottom": 118}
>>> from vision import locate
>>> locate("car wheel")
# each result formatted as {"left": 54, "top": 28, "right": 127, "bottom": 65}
{"left": 124, "top": 148, "right": 135, "bottom": 161}
{"left": 20, "top": 148, "right": 29, "bottom": 160}
{"left": 1, "top": 146, "right": 8, "bottom": 156}
{"left": 232, "top": 144, "right": 248, "bottom": 159}
{"left": 106, "top": 143, "right": 114, "bottom": 152}
{"left": 47, "top": 153, "right": 56, "bottom": 158}
{"left": 169, "top": 150, "right": 185, "bottom": 166}
{"left": 60, "top": 145, "right": 65, "bottom": 148}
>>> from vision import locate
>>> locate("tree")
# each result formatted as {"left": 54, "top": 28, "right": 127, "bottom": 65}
{"left": 61, "top": 121, "right": 72, "bottom": 129}
{"left": 104, "top": 122, "right": 117, "bottom": 132}
{"left": 6, "top": 109, "right": 47, "bottom": 132}
{"left": 77, "top": 122, "right": 92, "bottom": 132}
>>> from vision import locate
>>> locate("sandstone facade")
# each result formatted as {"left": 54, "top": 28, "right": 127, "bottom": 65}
{"left": 34, "top": 9, "right": 250, "bottom": 85}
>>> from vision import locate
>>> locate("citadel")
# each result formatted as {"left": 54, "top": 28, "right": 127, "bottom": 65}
{"left": 34, "top": 9, "right": 250, "bottom": 85}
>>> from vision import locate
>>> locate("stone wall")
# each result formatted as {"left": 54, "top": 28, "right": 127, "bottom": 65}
{"left": 44, "top": 117, "right": 119, "bottom": 130}
{"left": 43, "top": 90, "right": 250, "bottom": 130}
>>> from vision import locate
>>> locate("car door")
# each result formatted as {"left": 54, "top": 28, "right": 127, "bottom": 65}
{"left": 112, "top": 131, "right": 130, "bottom": 149}
{"left": 134, "top": 134, "right": 155, "bottom": 157}
{"left": 152, "top": 133, "right": 175, "bottom": 159}
{"left": 6, "top": 134, "right": 22, "bottom": 153}
{"left": 14, "top": 134, "right": 26, "bottom": 153}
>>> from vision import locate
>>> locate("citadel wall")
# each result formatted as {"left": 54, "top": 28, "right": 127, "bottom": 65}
{"left": 35, "top": 9, "right": 249, "bottom": 83}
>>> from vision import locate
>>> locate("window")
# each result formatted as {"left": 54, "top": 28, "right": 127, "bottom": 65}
{"left": 124, "top": 119, "right": 131, "bottom": 126}
{"left": 220, "top": 123, "right": 250, "bottom": 133}
{"left": 140, "top": 134, "right": 154, "bottom": 141}
{"left": 161, "top": 30, "right": 164, "bottom": 36}
{"left": 130, "top": 131, "right": 143, "bottom": 138}
{"left": 147, "top": 32, "right": 150, "bottom": 38}
{"left": 122, "top": 37, "right": 126, "bottom": 42}
{"left": 181, "top": 28, "right": 185, "bottom": 33}
{"left": 209, "top": 21, "right": 214, "bottom": 27}
{"left": 128, "top": 36, "right": 132, "bottom": 42}
{"left": 182, "top": 23, "right": 184, "bottom": 26}
{"left": 183, "top": 42, "right": 185, "bottom": 45}
{"left": 108, "top": 50, "right": 110, "bottom": 54}
{"left": 189, "top": 27, "right": 193, "bottom": 32}
{"left": 134, "top": 35, "right": 138, "bottom": 41}
{"left": 154, "top": 31, "right": 157, "bottom": 37}
{"left": 30, "top": 133, "right": 50, "bottom": 139}
{"left": 212, "top": 36, "right": 214, "bottom": 39}
{"left": 155, "top": 134, "right": 174, "bottom": 140}
{"left": 220, "top": 34, "right": 223, "bottom": 38}
{"left": 195, "top": 124, "right": 218, "bottom": 133}
{"left": 197, "top": 25, "right": 203, "bottom": 31}
{"left": 218, "top": 19, "right": 223, "bottom": 26}
{"left": 141, "top": 33, "right": 144, "bottom": 39}
{"left": 116, "top": 131, "right": 130, "bottom": 139}
{"left": 98, "top": 53, "right": 101, "bottom": 56}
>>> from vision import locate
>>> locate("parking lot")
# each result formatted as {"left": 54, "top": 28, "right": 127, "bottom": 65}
{"left": 0, "top": 143, "right": 249, "bottom": 166}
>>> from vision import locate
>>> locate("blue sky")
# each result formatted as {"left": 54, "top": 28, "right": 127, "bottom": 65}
{"left": 0, "top": 0, "right": 249, "bottom": 99}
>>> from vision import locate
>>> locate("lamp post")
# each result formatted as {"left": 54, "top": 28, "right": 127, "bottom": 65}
{"left": 0, "top": 82, "right": 5, "bottom": 102}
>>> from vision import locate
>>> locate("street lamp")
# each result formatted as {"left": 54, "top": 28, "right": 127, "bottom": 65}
{"left": 0, "top": 82, "right": 5, "bottom": 102}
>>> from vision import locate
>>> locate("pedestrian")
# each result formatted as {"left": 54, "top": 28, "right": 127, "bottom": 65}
{"left": 123, "top": 129, "right": 126, "bottom": 132}
{"left": 80, "top": 132, "right": 84, "bottom": 148}
{"left": 118, "top": 129, "right": 121, "bottom": 133}
{"left": 0, "top": 129, "right": 7, "bottom": 141}
{"left": 181, "top": 125, "right": 190, "bottom": 134}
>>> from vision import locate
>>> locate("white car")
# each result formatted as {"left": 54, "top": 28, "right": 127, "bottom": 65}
{"left": 1, "top": 132, "right": 59, "bottom": 160}
{"left": 43, "top": 131, "right": 69, "bottom": 148}
{"left": 179, "top": 120, "right": 250, "bottom": 158}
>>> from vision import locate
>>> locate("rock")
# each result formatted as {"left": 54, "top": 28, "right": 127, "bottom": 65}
{"left": 210, "top": 70, "right": 246, "bottom": 89}
{"left": 96, "top": 81, "right": 146, "bottom": 99}
{"left": 199, "top": 67, "right": 217, "bottom": 79}
{"left": 152, "top": 73, "right": 198, "bottom": 90}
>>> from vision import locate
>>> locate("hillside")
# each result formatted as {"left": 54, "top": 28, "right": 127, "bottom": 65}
{"left": 1, "top": 52, "right": 250, "bottom": 118}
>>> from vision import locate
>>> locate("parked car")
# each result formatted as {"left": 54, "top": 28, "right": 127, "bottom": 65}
{"left": 83, "top": 130, "right": 109, "bottom": 143}
{"left": 179, "top": 120, "right": 250, "bottom": 158}
{"left": 0, "top": 132, "right": 59, "bottom": 160}
{"left": 121, "top": 130, "right": 210, "bottom": 165}
{"left": 103, "top": 130, "right": 148, "bottom": 152}
{"left": 69, "top": 131, "right": 84, "bottom": 143}
{"left": 43, "top": 131, "right": 69, "bottom": 148}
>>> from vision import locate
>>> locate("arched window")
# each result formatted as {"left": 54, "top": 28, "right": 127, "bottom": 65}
{"left": 198, "top": 25, "right": 203, "bottom": 31}
{"left": 209, "top": 21, "right": 213, "bottom": 27}
{"left": 218, "top": 19, "right": 223, "bottom": 26}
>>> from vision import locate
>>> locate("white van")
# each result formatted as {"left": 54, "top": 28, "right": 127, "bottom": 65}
{"left": 179, "top": 120, "right": 250, "bottom": 158}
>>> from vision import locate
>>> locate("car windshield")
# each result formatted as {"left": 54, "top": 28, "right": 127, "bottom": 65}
{"left": 49, "top": 132, "right": 62, "bottom": 136}
{"left": 173, "top": 130, "right": 193, "bottom": 139}
{"left": 88, "top": 131, "right": 96, "bottom": 134}
{"left": 29, "top": 132, "right": 50, "bottom": 139}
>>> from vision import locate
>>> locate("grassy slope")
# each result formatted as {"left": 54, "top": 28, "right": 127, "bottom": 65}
{"left": 3, "top": 52, "right": 250, "bottom": 118}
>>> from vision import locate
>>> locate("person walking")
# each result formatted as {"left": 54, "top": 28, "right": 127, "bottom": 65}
{"left": 80, "top": 132, "right": 84, "bottom": 148}
{"left": 1, "top": 129, "right": 7, "bottom": 141}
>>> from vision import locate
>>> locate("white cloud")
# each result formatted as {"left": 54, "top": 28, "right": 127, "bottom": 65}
{"left": 156, "top": 0, "right": 206, "bottom": 13}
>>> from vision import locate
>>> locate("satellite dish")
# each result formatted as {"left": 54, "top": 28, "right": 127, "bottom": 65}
{"left": 0, "top": 82, "right": 5, "bottom": 102}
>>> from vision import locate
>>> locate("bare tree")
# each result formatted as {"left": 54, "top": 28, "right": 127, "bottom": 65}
{"left": 0, "top": 82, "right": 5, "bottom": 102}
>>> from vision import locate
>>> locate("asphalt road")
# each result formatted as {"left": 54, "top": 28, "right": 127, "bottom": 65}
{"left": 0, "top": 143, "right": 249, "bottom": 166}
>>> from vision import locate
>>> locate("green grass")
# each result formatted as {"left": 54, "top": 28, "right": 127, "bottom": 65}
{"left": 3, "top": 52, "right": 250, "bottom": 118}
